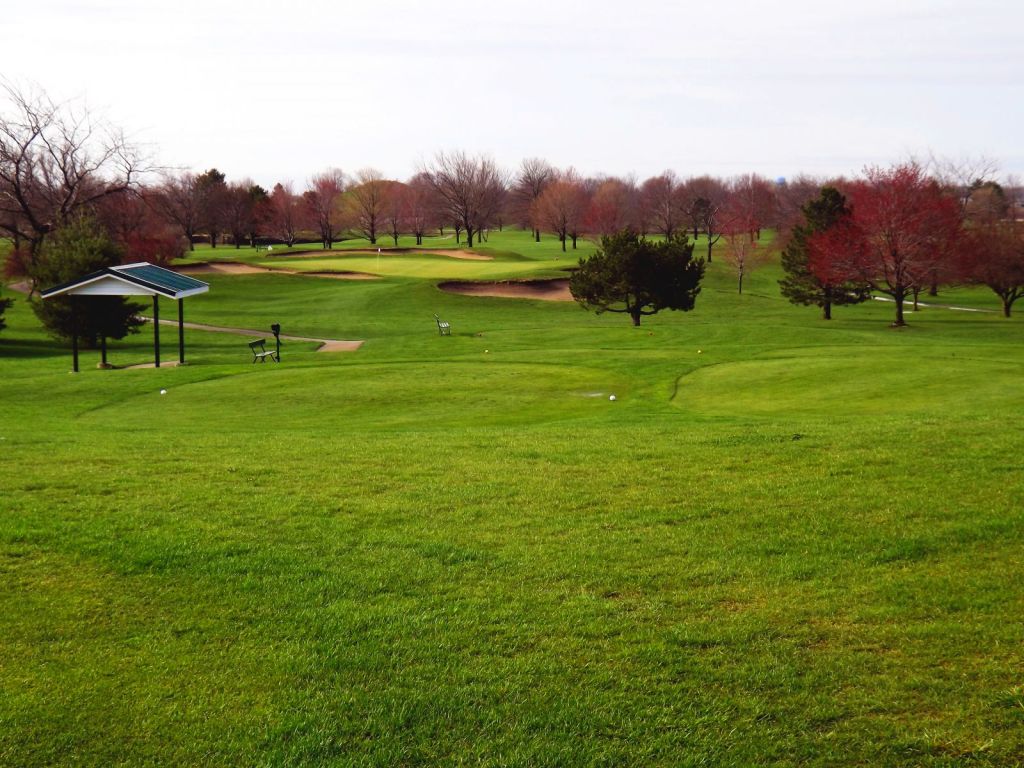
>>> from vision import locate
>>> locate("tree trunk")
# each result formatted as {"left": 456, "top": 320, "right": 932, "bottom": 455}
{"left": 571, "top": 234, "right": 577, "bottom": 249}
{"left": 893, "top": 292, "right": 906, "bottom": 326}
{"left": 929, "top": 278, "right": 939, "bottom": 297}
{"left": 912, "top": 287, "right": 920, "bottom": 311}
{"left": 706, "top": 238, "right": 713, "bottom": 263}
{"left": 738, "top": 270, "right": 743, "bottom": 295}
{"left": 466, "top": 227, "right": 474, "bottom": 247}
{"left": 1004, "top": 298, "right": 1012, "bottom": 318}
{"left": 630, "top": 309, "right": 641, "bottom": 326}
{"left": 534, "top": 228, "right": 540, "bottom": 243}
{"left": 823, "top": 300, "right": 832, "bottom": 320}
{"left": 561, "top": 235, "right": 566, "bottom": 252}
{"left": 392, "top": 233, "right": 399, "bottom": 246}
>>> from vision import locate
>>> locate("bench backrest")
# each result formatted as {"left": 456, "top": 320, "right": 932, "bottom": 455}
{"left": 249, "top": 339, "right": 266, "bottom": 351}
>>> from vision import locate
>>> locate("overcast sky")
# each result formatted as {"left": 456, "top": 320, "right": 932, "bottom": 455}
{"left": 5, "top": 0, "right": 1022, "bottom": 188}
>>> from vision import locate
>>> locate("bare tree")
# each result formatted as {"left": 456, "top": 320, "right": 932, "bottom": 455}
{"left": 382, "top": 180, "right": 408, "bottom": 246}
{"left": 728, "top": 173, "right": 777, "bottom": 242}
{"left": 303, "top": 168, "right": 346, "bottom": 249}
{"left": 94, "top": 186, "right": 184, "bottom": 266}
{"left": 773, "top": 174, "right": 825, "bottom": 236}
{"left": 404, "top": 172, "right": 434, "bottom": 245}
{"left": 196, "top": 168, "right": 229, "bottom": 248}
{"left": 224, "top": 179, "right": 259, "bottom": 248}
{"left": 533, "top": 171, "right": 589, "bottom": 251}
{"left": 929, "top": 153, "right": 999, "bottom": 214}
{"left": 641, "top": 171, "right": 686, "bottom": 239}
{"left": 584, "top": 176, "right": 637, "bottom": 237}
{"left": 423, "top": 151, "right": 507, "bottom": 248}
{"left": 346, "top": 168, "right": 389, "bottom": 244}
{"left": 686, "top": 175, "right": 728, "bottom": 262}
{"left": 245, "top": 184, "right": 270, "bottom": 247}
{"left": 0, "top": 82, "right": 147, "bottom": 291}
{"left": 269, "top": 182, "right": 301, "bottom": 247}
{"left": 512, "top": 157, "right": 554, "bottom": 241}
{"left": 152, "top": 172, "right": 201, "bottom": 252}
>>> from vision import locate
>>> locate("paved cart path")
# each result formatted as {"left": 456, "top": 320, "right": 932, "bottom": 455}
{"left": 141, "top": 316, "right": 364, "bottom": 352}
{"left": 870, "top": 296, "right": 997, "bottom": 313}
{"left": 7, "top": 280, "right": 363, "bottom": 352}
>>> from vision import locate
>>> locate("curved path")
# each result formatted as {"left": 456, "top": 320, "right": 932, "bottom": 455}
{"left": 142, "top": 316, "right": 363, "bottom": 352}
{"left": 870, "top": 296, "right": 997, "bottom": 313}
{"left": 7, "top": 278, "right": 363, "bottom": 352}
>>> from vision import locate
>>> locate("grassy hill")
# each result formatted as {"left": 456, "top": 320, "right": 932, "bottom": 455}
{"left": 2, "top": 231, "right": 1022, "bottom": 765}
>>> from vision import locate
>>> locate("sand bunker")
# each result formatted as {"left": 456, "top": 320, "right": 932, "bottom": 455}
{"left": 284, "top": 247, "right": 494, "bottom": 261}
{"left": 438, "top": 278, "right": 573, "bottom": 301}
{"left": 176, "top": 262, "right": 378, "bottom": 280}
{"left": 177, "top": 262, "right": 268, "bottom": 275}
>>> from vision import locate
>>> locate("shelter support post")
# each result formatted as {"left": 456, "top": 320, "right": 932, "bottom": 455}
{"left": 153, "top": 295, "right": 160, "bottom": 368}
{"left": 101, "top": 336, "right": 107, "bottom": 367}
{"left": 71, "top": 296, "right": 79, "bottom": 373}
{"left": 178, "top": 299, "right": 185, "bottom": 365}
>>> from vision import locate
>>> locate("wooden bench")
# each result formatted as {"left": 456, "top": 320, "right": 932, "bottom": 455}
{"left": 249, "top": 338, "right": 279, "bottom": 363}
{"left": 434, "top": 313, "right": 451, "bottom": 336}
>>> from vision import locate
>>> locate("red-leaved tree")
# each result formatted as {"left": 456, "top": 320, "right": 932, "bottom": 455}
{"left": 814, "top": 163, "right": 963, "bottom": 326}
{"left": 960, "top": 219, "right": 1024, "bottom": 317}
{"left": 533, "top": 173, "right": 589, "bottom": 252}
{"left": 584, "top": 177, "right": 637, "bottom": 237}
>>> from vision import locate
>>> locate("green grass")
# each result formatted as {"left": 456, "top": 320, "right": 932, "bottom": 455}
{"left": 2, "top": 231, "right": 1023, "bottom": 766}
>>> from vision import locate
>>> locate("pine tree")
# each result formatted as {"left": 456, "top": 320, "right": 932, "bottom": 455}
{"left": 569, "top": 230, "right": 705, "bottom": 326}
{"left": 30, "top": 216, "right": 145, "bottom": 346}
{"left": 779, "top": 187, "right": 869, "bottom": 319}
{"left": 0, "top": 291, "right": 11, "bottom": 332}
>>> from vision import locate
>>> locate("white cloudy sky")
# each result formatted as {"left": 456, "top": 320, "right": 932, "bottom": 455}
{"left": 4, "top": 0, "right": 1021, "bottom": 187}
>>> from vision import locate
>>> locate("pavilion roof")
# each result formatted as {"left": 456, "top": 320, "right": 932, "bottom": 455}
{"left": 41, "top": 262, "right": 209, "bottom": 300}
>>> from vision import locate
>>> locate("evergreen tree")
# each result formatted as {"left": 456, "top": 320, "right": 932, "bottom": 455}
{"left": 779, "top": 187, "right": 869, "bottom": 319}
{"left": 0, "top": 291, "right": 11, "bottom": 332}
{"left": 570, "top": 230, "right": 704, "bottom": 326}
{"left": 30, "top": 216, "right": 145, "bottom": 346}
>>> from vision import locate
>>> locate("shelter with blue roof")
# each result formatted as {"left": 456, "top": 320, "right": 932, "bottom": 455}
{"left": 41, "top": 262, "right": 209, "bottom": 371}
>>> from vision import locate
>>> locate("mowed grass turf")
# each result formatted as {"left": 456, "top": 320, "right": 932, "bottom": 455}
{"left": 2, "top": 231, "right": 1023, "bottom": 766}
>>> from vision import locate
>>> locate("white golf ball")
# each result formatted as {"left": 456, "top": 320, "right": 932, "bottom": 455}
{"left": 609, "top": 394, "right": 617, "bottom": 401}
{"left": 160, "top": 389, "right": 167, "bottom": 395}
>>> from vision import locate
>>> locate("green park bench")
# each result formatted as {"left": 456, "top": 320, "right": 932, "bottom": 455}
{"left": 434, "top": 313, "right": 451, "bottom": 336}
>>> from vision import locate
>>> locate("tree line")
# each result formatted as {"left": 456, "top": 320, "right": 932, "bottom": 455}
{"left": 2, "top": 83, "right": 1023, "bottom": 334}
